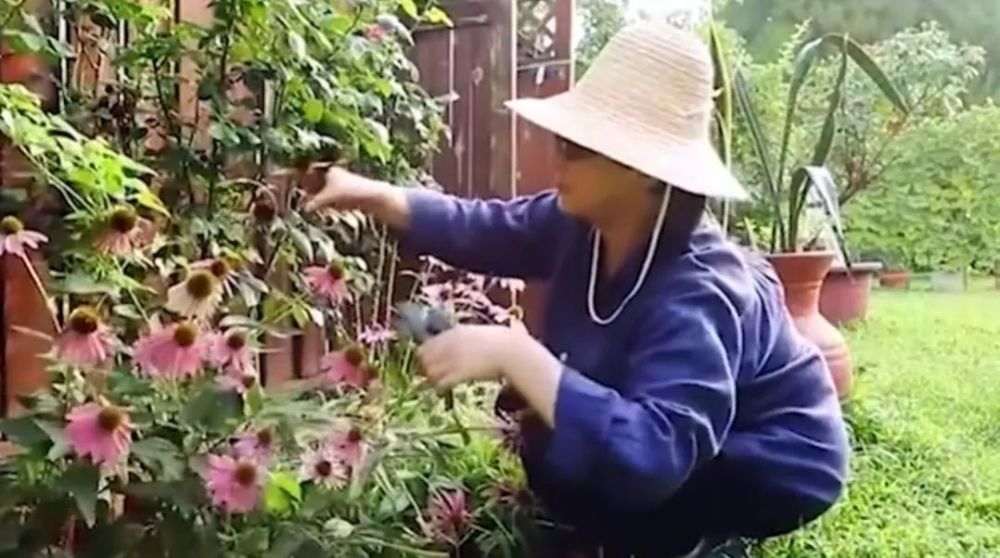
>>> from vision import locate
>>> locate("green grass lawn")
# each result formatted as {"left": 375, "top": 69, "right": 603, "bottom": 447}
{"left": 757, "top": 282, "right": 1000, "bottom": 558}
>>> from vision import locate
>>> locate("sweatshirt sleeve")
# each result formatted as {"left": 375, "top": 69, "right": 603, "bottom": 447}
{"left": 402, "top": 187, "right": 566, "bottom": 280}
{"left": 542, "top": 281, "right": 743, "bottom": 510}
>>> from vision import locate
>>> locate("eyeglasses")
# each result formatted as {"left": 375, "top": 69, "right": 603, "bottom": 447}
{"left": 556, "top": 137, "right": 599, "bottom": 162}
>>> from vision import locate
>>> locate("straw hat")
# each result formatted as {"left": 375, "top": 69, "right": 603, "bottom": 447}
{"left": 506, "top": 22, "right": 748, "bottom": 200}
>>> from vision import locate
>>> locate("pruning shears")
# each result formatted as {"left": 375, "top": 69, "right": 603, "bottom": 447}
{"left": 394, "top": 302, "right": 456, "bottom": 410}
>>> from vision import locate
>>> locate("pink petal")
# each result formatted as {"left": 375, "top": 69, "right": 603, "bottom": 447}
{"left": 3, "top": 236, "right": 24, "bottom": 258}
{"left": 57, "top": 329, "right": 114, "bottom": 367}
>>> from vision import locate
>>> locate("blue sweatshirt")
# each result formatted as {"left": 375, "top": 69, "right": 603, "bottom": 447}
{"left": 403, "top": 188, "right": 849, "bottom": 532}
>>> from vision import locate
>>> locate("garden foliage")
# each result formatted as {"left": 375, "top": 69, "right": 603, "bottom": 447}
{"left": 0, "top": 0, "right": 535, "bottom": 556}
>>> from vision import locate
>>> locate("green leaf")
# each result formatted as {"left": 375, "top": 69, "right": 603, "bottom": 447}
{"left": 709, "top": 22, "right": 733, "bottom": 167}
{"left": 264, "top": 471, "right": 302, "bottom": 515}
{"left": 119, "top": 478, "right": 203, "bottom": 513}
{"left": 303, "top": 99, "right": 324, "bottom": 125}
{"left": 22, "top": 14, "right": 45, "bottom": 36}
{"left": 733, "top": 69, "right": 784, "bottom": 244}
{"left": 59, "top": 461, "right": 100, "bottom": 527}
{"left": 112, "top": 304, "right": 143, "bottom": 320}
{"left": 424, "top": 7, "right": 452, "bottom": 26}
{"left": 266, "top": 527, "right": 307, "bottom": 558}
{"left": 376, "top": 14, "right": 413, "bottom": 44}
{"left": 134, "top": 185, "right": 169, "bottom": 216}
{"left": 236, "top": 527, "right": 270, "bottom": 554}
{"left": 182, "top": 388, "right": 243, "bottom": 431}
{"left": 307, "top": 225, "right": 337, "bottom": 262}
{"left": 265, "top": 525, "right": 327, "bottom": 558}
{"left": 0, "top": 417, "right": 50, "bottom": 446}
{"left": 245, "top": 384, "right": 265, "bottom": 415}
{"left": 840, "top": 35, "right": 910, "bottom": 113}
{"left": 399, "top": 0, "right": 418, "bottom": 19}
{"left": 2, "top": 30, "right": 44, "bottom": 53}
{"left": 0, "top": 516, "right": 21, "bottom": 552}
{"left": 288, "top": 227, "right": 314, "bottom": 261}
{"left": 811, "top": 48, "right": 848, "bottom": 168}
{"left": 800, "top": 166, "right": 852, "bottom": 267}
{"left": 35, "top": 419, "right": 70, "bottom": 460}
{"left": 132, "top": 437, "right": 185, "bottom": 481}
{"left": 58, "top": 273, "right": 121, "bottom": 297}
{"left": 288, "top": 32, "right": 307, "bottom": 60}
{"left": 776, "top": 33, "right": 824, "bottom": 189}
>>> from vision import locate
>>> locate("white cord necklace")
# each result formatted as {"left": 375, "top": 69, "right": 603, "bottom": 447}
{"left": 587, "top": 186, "right": 673, "bottom": 326}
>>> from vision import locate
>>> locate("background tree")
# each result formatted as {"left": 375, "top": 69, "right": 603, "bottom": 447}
{"left": 723, "top": 0, "right": 1000, "bottom": 100}
{"left": 575, "top": 0, "right": 628, "bottom": 78}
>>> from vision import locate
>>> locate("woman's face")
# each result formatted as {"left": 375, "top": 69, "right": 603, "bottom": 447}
{"left": 554, "top": 138, "right": 647, "bottom": 223}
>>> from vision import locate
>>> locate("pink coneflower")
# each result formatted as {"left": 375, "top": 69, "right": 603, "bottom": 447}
{"left": 329, "top": 421, "right": 366, "bottom": 471}
{"left": 165, "top": 270, "right": 223, "bottom": 320}
{"left": 298, "top": 444, "right": 348, "bottom": 489}
{"left": 64, "top": 403, "right": 132, "bottom": 466}
{"left": 319, "top": 345, "right": 371, "bottom": 390}
{"left": 95, "top": 205, "right": 155, "bottom": 256}
{"left": 358, "top": 324, "right": 396, "bottom": 349}
{"left": 192, "top": 256, "right": 240, "bottom": 295}
{"left": 304, "top": 261, "right": 350, "bottom": 305}
{"left": 133, "top": 321, "right": 209, "bottom": 379}
{"left": 217, "top": 370, "right": 260, "bottom": 394}
{"left": 233, "top": 428, "right": 275, "bottom": 463}
{"left": 422, "top": 489, "right": 472, "bottom": 546}
{"left": 202, "top": 454, "right": 264, "bottom": 514}
{"left": 209, "top": 328, "right": 255, "bottom": 374}
{"left": 0, "top": 215, "right": 47, "bottom": 259}
{"left": 55, "top": 306, "right": 116, "bottom": 367}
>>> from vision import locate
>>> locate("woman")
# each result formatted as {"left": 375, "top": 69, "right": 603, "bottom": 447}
{"left": 307, "top": 23, "right": 849, "bottom": 558}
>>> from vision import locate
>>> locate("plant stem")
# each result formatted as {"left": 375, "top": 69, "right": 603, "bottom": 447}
{"left": 262, "top": 230, "right": 288, "bottom": 276}
{"left": 371, "top": 230, "right": 387, "bottom": 325}
{"left": 204, "top": 8, "right": 237, "bottom": 255}
{"left": 151, "top": 59, "right": 194, "bottom": 202}
{"left": 384, "top": 242, "right": 398, "bottom": 325}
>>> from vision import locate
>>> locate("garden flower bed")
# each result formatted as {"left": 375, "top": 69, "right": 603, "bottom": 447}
{"left": 0, "top": 1, "right": 538, "bottom": 555}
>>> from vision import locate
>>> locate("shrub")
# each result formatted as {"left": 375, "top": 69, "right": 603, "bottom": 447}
{"left": 846, "top": 105, "right": 1000, "bottom": 272}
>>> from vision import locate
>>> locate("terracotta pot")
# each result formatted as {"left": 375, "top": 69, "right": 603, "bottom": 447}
{"left": 0, "top": 50, "right": 57, "bottom": 108}
{"left": 879, "top": 269, "right": 911, "bottom": 289}
{"left": 819, "top": 262, "right": 882, "bottom": 327}
{"left": 767, "top": 252, "right": 853, "bottom": 400}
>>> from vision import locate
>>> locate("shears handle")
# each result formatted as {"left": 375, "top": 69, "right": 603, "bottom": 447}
{"left": 394, "top": 303, "right": 456, "bottom": 409}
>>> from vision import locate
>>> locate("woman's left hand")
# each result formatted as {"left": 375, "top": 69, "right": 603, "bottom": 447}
{"left": 417, "top": 324, "right": 523, "bottom": 391}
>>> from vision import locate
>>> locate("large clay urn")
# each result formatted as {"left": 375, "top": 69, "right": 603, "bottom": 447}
{"left": 767, "top": 251, "right": 853, "bottom": 400}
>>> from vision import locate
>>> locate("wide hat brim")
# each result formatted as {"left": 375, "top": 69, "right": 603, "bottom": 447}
{"left": 505, "top": 92, "right": 749, "bottom": 201}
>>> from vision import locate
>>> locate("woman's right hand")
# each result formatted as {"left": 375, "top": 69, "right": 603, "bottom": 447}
{"left": 304, "top": 167, "right": 411, "bottom": 230}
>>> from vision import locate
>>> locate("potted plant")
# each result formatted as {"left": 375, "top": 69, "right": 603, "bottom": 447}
{"left": 734, "top": 31, "right": 908, "bottom": 399}
{"left": 818, "top": 25, "right": 981, "bottom": 319}
{"left": 877, "top": 246, "right": 913, "bottom": 289}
